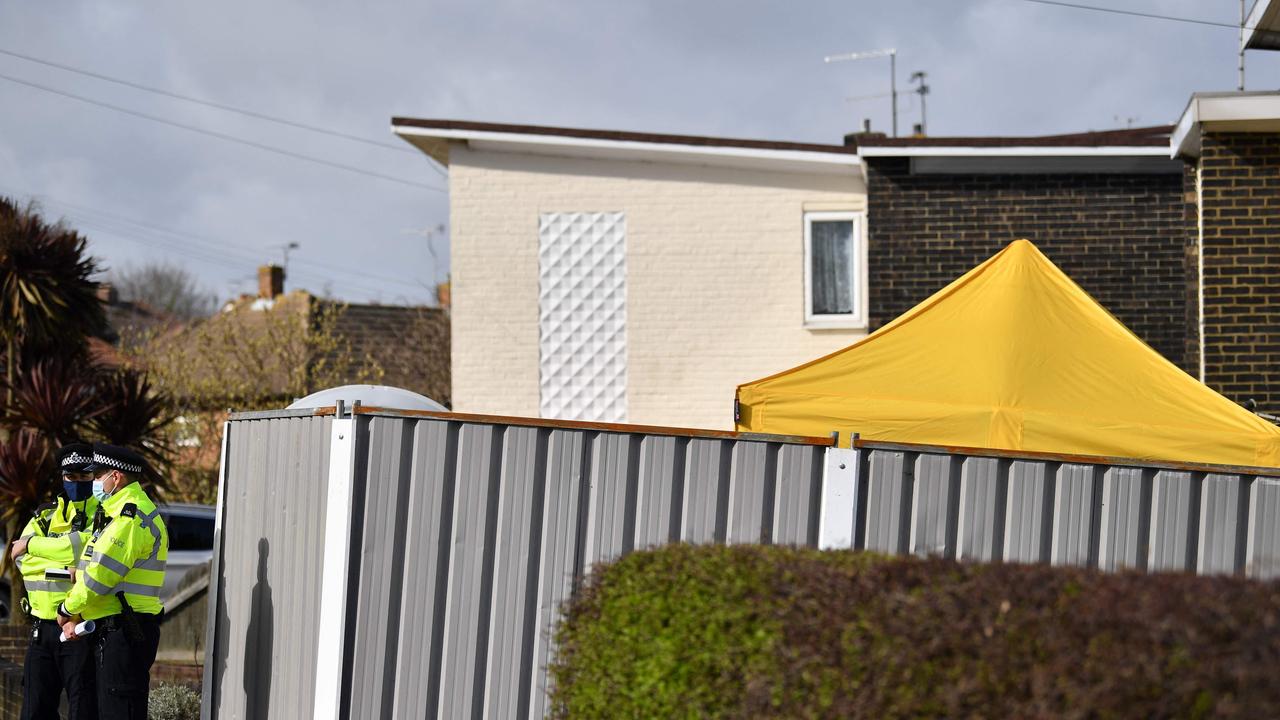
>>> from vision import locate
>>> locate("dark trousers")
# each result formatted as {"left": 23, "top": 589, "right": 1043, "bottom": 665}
{"left": 94, "top": 613, "right": 161, "bottom": 720}
{"left": 21, "top": 618, "right": 97, "bottom": 720}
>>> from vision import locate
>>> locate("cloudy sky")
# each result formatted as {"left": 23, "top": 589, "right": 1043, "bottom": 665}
{"left": 0, "top": 0, "right": 1274, "bottom": 305}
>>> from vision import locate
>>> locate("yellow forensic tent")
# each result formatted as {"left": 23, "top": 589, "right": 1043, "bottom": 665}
{"left": 736, "top": 239, "right": 1280, "bottom": 468}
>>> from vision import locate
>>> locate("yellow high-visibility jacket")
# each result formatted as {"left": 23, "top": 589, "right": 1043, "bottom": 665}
{"left": 62, "top": 482, "right": 168, "bottom": 620}
{"left": 15, "top": 496, "right": 99, "bottom": 620}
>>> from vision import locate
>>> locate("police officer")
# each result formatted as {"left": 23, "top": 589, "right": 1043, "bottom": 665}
{"left": 9, "top": 442, "right": 100, "bottom": 720}
{"left": 57, "top": 443, "right": 168, "bottom": 720}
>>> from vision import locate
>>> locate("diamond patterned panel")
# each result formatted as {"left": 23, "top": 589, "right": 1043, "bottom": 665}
{"left": 539, "top": 212, "right": 627, "bottom": 422}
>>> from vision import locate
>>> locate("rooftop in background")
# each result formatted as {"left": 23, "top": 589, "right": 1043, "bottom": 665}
{"left": 1244, "top": 0, "right": 1280, "bottom": 50}
{"left": 852, "top": 125, "right": 1175, "bottom": 156}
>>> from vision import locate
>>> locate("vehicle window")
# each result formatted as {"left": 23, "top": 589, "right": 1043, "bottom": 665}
{"left": 165, "top": 513, "right": 215, "bottom": 551}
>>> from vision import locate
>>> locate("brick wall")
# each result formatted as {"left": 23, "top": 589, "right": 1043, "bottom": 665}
{"left": 1195, "top": 133, "right": 1280, "bottom": 414}
{"left": 864, "top": 158, "right": 1191, "bottom": 372}
{"left": 0, "top": 626, "right": 24, "bottom": 720}
{"left": 1183, "top": 163, "right": 1201, "bottom": 376}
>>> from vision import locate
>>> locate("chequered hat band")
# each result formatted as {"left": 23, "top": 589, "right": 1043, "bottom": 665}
{"left": 60, "top": 453, "right": 92, "bottom": 468}
{"left": 93, "top": 453, "right": 143, "bottom": 474}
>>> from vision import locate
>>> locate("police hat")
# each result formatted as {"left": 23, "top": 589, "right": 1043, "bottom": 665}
{"left": 90, "top": 443, "right": 147, "bottom": 475}
{"left": 55, "top": 443, "right": 95, "bottom": 474}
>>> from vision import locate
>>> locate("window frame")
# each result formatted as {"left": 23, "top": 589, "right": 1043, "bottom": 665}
{"left": 803, "top": 210, "right": 867, "bottom": 329}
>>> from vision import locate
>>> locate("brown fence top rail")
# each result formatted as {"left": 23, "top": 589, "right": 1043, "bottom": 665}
{"left": 854, "top": 437, "right": 1280, "bottom": 479}
{"left": 344, "top": 406, "right": 837, "bottom": 446}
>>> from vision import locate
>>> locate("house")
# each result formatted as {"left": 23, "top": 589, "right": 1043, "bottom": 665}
{"left": 393, "top": 118, "right": 1197, "bottom": 429}
{"left": 848, "top": 126, "right": 1189, "bottom": 371}
{"left": 394, "top": 119, "right": 870, "bottom": 428}
{"left": 1172, "top": 91, "right": 1280, "bottom": 417}
{"left": 216, "top": 265, "right": 452, "bottom": 407}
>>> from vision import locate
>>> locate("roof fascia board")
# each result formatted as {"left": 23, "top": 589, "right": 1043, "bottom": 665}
{"left": 1244, "top": 0, "right": 1280, "bottom": 49}
{"left": 857, "top": 145, "right": 1171, "bottom": 158}
{"left": 1171, "top": 96, "right": 1201, "bottom": 158}
{"left": 1171, "top": 93, "right": 1280, "bottom": 157}
{"left": 393, "top": 124, "right": 863, "bottom": 169}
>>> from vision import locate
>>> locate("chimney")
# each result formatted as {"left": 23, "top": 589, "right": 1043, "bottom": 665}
{"left": 436, "top": 279, "right": 451, "bottom": 309}
{"left": 843, "top": 118, "right": 887, "bottom": 149}
{"left": 258, "top": 264, "right": 285, "bottom": 299}
{"left": 912, "top": 123, "right": 925, "bottom": 137}
{"left": 96, "top": 282, "right": 118, "bottom": 305}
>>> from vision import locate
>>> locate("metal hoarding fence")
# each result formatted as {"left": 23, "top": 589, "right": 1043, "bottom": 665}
{"left": 203, "top": 407, "right": 1280, "bottom": 719}
{"left": 202, "top": 407, "right": 828, "bottom": 719}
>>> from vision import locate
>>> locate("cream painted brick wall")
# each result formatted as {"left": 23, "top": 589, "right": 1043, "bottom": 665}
{"left": 449, "top": 146, "right": 867, "bottom": 430}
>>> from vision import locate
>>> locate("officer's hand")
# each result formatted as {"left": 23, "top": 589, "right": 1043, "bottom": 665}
{"left": 60, "top": 619, "right": 80, "bottom": 641}
{"left": 67, "top": 567, "right": 76, "bottom": 582}
{"left": 9, "top": 537, "right": 27, "bottom": 558}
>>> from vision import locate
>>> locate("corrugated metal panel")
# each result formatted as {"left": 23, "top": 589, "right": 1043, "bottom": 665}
{"left": 389, "top": 419, "right": 457, "bottom": 719}
{"left": 347, "top": 416, "right": 413, "bottom": 717}
{"left": 583, "top": 433, "right": 637, "bottom": 568}
{"left": 1197, "top": 474, "right": 1247, "bottom": 576}
{"left": 1050, "top": 464, "right": 1097, "bottom": 567}
{"left": 864, "top": 451, "right": 911, "bottom": 554}
{"left": 1149, "top": 470, "right": 1200, "bottom": 572}
{"left": 958, "top": 457, "right": 1005, "bottom": 561}
{"left": 726, "top": 442, "right": 773, "bottom": 544}
{"left": 1247, "top": 478, "right": 1280, "bottom": 580}
{"left": 438, "top": 423, "right": 504, "bottom": 718}
{"left": 1097, "top": 467, "right": 1150, "bottom": 572}
{"left": 909, "top": 454, "right": 960, "bottom": 558}
{"left": 634, "top": 436, "right": 684, "bottom": 549}
{"left": 206, "top": 415, "right": 332, "bottom": 720}
{"left": 772, "top": 444, "right": 822, "bottom": 546}
{"left": 1003, "top": 461, "right": 1052, "bottom": 563}
{"left": 681, "top": 439, "right": 730, "bottom": 544}
{"left": 210, "top": 411, "right": 1280, "bottom": 720}
{"left": 483, "top": 426, "right": 545, "bottom": 719}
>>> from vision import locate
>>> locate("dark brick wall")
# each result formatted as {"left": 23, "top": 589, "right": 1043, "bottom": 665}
{"left": 865, "top": 158, "right": 1191, "bottom": 372}
{"left": 0, "top": 626, "right": 25, "bottom": 720}
{"left": 1183, "top": 163, "right": 1201, "bottom": 376}
{"left": 1196, "top": 133, "right": 1280, "bottom": 414}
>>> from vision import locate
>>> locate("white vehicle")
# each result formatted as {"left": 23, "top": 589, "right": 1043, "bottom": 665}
{"left": 156, "top": 503, "right": 215, "bottom": 601}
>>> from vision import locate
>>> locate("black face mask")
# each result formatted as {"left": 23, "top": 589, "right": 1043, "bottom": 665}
{"left": 63, "top": 479, "right": 93, "bottom": 502}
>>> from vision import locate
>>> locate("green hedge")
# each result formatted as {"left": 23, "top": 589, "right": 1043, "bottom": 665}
{"left": 549, "top": 545, "right": 1280, "bottom": 719}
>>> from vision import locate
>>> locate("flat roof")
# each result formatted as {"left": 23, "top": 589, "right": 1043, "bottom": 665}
{"left": 391, "top": 118, "right": 865, "bottom": 176}
{"left": 391, "top": 118, "right": 1178, "bottom": 177}
{"left": 855, "top": 125, "right": 1174, "bottom": 158}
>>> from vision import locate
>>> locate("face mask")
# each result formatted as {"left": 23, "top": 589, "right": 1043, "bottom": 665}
{"left": 63, "top": 480, "right": 93, "bottom": 502}
{"left": 92, "top": 478, "right": 111, "bottom": 503}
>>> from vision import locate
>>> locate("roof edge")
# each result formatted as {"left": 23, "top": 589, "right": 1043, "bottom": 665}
{"left": 391, "top": 117, "right": 859, "bottom": 156}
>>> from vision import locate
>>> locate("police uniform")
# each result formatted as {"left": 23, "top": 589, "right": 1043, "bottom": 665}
{"left": 58, "top": 444, "right": 168, "bottom": 720}
{"left": 17, "top": 443, "right": 100, "bottom": 720}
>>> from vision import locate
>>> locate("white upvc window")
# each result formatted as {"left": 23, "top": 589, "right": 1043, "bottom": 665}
{"left": 803, "top": 211, "right": 866, "bottom": 328}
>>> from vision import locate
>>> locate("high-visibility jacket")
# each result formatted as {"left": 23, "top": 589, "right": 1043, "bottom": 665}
{"left": 15, "top": 496, "right": 99, "bottom": 620}
{"left": 62, "top": 482, "right": 168, "bottom": 620}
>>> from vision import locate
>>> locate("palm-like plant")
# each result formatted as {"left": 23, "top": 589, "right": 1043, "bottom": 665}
{"left": 90, "top": 368, "right": 175, "bottom": 491}
{"left": 0, "top": 428, "right": 54, "bottom": 622}
{"left": 0, "top": 357, "right": 104, "bottom": 445}
{"left": 0, "top": 196, "right": 105, "bottom": 403}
